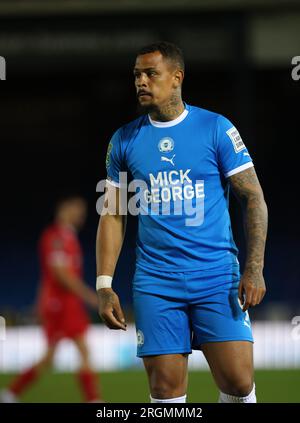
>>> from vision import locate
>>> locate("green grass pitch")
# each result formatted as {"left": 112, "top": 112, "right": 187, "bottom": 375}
{"left": 0, "top": 370, "right": 299, "bottom": 403}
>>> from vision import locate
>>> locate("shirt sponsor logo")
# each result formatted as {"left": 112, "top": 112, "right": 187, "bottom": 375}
{"left": 145, "top": 169, "right": 204, "bottom": 205}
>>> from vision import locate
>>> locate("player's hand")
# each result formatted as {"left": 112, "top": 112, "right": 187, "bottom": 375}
{"left": 238, "top": 268, "right": 266, "bottom": 312}
{"left": 97, "top": 288, "right": 127, "bottom": 331}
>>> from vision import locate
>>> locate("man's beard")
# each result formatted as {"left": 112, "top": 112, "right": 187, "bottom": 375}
{"left": 136, "top": 100, "right": 157, "bottom": 116}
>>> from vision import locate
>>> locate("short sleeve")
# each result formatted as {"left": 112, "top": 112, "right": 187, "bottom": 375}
{"left": 215, "top": 115, "right": 254, "bottom": 178}
{"left": 105, "top": 129, "right": 125, "bottom": 187}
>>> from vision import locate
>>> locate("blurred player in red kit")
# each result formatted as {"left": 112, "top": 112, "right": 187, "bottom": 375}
{"left": 0, "top": 195, "right": 103, "bottom": 403}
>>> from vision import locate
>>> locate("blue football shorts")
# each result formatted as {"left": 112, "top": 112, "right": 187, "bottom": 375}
{"left": 132, "top": 264, "right": 253, "bottom": 357}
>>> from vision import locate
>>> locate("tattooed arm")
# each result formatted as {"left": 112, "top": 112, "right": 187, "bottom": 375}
{"left": 229, "top": 166, "right": 268, "bottom": 311}
{"left": 96, "top": 183, "right": 127, "bottom": 331}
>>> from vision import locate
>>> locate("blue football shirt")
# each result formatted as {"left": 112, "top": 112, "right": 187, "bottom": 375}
{"left": 105, "top": 103, "right": 253, "bottom": 271}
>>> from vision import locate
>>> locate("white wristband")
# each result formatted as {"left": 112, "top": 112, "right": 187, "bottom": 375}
{"left": 96, "top": 275, "right": 113, "bottom": 290}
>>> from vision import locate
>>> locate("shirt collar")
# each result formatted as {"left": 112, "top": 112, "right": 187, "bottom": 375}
{"left": 148, "top": 104, "right": 189, "bottom": 128}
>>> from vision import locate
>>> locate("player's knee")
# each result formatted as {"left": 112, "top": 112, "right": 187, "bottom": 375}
{"left": 44, "top": 352, "right": 55, "bottom": 367}
{"left": 36, "top": 354, "right": 53, "bottom": 371}
{"left": 80, "top": 360, "right": 92, "bottom": 372}
{"left": 222, "top": 377, "right": 254, "bottom": 397}
{"left": 150, "top": 378, "right": 185, "bottom": 399}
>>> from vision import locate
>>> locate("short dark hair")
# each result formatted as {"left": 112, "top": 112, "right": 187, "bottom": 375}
{"left": 137, "top": 41, "right": 185, "bottom": 71}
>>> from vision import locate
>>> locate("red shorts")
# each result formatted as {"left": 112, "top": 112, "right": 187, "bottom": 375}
{"left": 39, "top": 297, "right": 89, "bottom": 344}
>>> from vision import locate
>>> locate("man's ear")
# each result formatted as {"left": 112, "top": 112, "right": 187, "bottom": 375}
{"left": 173, "top": 69, "right": 184, "bottom": 88}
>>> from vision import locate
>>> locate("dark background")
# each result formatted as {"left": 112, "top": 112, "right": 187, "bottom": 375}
{"left": 0, "top": 1, "right": 299, "bottom": 322}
